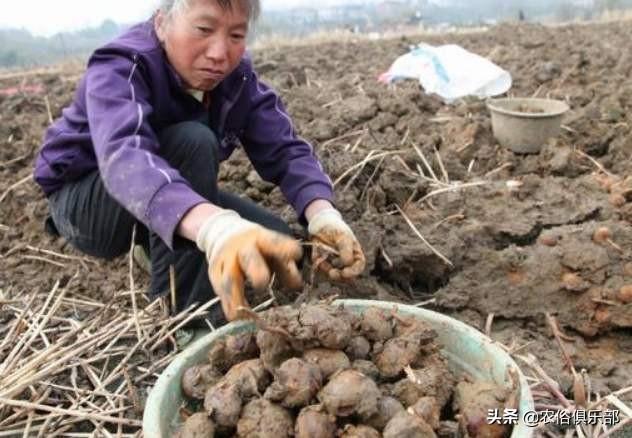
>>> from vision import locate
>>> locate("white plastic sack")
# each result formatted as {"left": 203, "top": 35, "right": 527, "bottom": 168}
{"left": 379, "top": 43, "right": 512, "bottom": 103}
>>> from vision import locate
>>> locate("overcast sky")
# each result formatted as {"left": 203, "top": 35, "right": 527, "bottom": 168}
{"left": 0, "top": 0, "right": 337, "bottom": 37}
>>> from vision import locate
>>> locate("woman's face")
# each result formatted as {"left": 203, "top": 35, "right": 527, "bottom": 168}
{"left": 155, "top": 0, "right": 248, "bottom": 91}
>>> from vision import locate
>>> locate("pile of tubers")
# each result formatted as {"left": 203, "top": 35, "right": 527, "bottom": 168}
{"left": 175, "top": 304, "right": 516, "bottom": 437}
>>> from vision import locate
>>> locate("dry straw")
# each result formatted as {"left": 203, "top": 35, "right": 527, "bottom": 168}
{"left": 0, "top": 229, "right": 245, "bottom": 435}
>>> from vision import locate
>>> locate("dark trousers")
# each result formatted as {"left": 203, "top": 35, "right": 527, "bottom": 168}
{"left": 47, "top": 121, "right": 292, "bottom": 325}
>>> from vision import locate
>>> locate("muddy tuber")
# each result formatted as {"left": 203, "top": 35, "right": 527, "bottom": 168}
{"left": 264, "top": 358, "right": 323, "bottom": 408}
{"left": 359, "top": 308, "right": 394, "bottom": 342}
{"left": 203, "top": 381, "right": 242, "bottom": 429}
{"left": 345, "top": 335, "right": 371, "bottom": 360}
{"left": 453, "top": 380, "right": 514, "bottom": 438}
{"left": 365, "top": 395, "right": 405, "bottom": 431}
{"left": 318, "top": 369, "right": 380, "bottom": 419}
{"left": 236, "top": 398, "right": 294, "bottom": 438}
{"left": 175, "top": 412, "right": 215, "bottom": 438}
{"left": 176, "top": 303, "right": 512, "bottom": 438}
{"left": 303, "top": 348, "right": 351, "bottom": 379}
{"left": 221, "top": 358, "right": 270, "bottom": 399}
{"left": 339, "top": 424, "right": 381, "bottom": 438}
{"left": 408, "top": 396, "right": 441, "bottom": 430}
{"left": 207, "top": 332, "right": 259, "bottom": 372}
{"left": 256, "top": 329, "right": 295, "bottom": 373}
{"left": 351, "top": 359, "right": 380, "bottom": 381}
{"left": 181, "top": 364, "right": 223, "bottom": 400}
{"left": 295, "top": 405, "right": 337, "bottom": 438}
{"left": 383, "top": 410, "right": 437, "bottom": 438}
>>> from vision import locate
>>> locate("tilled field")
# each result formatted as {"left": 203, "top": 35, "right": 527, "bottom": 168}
{"left": 0, "top": 20, "right": 631, "bottom": 436}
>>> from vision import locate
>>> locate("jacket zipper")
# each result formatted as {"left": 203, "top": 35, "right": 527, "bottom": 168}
{"left": 218, "top": 73, "right": 248, "bottom": 136}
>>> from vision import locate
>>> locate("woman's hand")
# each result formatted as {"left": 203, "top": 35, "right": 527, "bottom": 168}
{"left": 307, "top": 207, "right": 365, "bottom": 281}
{"left": 196, "top": 210, "right": 303, "bottom": 321}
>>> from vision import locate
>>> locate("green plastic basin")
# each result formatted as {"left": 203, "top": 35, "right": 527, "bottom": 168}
{"left": 143, "top": 299, "right": 535, "bottom": 437}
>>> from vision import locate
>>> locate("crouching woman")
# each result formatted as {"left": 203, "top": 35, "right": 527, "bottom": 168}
{"left": 33, "top": 0, "right": 365, "bottom": 325}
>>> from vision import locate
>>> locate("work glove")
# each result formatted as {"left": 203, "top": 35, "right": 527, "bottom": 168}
{"left": 196, "top": 210, "right": 303, "bottom": 321}
{"left": 308, "top": 208, "right": 365, "bottom": 281}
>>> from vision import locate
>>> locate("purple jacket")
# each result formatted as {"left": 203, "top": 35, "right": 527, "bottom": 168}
{"left": 34, "top": 20, "right": 334, "bottom": 249}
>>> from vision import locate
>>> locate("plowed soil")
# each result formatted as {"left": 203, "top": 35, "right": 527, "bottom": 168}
{"left": 1, "top": 19, "right": 631, "bottom": 429}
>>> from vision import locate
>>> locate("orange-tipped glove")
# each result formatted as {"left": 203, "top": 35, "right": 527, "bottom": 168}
{"left": 308, "top": 208, "right": 365, "bottom": 281}
{"left": 196, "top": 210, "right": 303, "bottom": 321}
